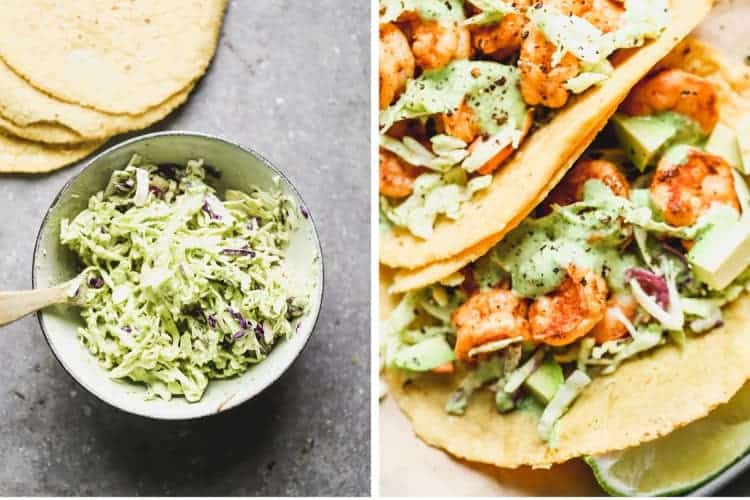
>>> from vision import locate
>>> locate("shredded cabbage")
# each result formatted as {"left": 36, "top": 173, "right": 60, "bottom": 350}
{"left": 528, "top": 5, "right": 611, "bottom": 66}
{"left": 380, "top": 134, "right": 468, "bottom": 172}
{"left": 538, "top": 370, "right": 591, "bottom": 442}
{"left": 446, "top": 356, "right": 504, "bottom": 415}
{"left": 60, "top": 154, "right": 309, "bottom": 402}
{"left": 565, "top": 60, "right": 614, "bottom": 94}
{"left": 381, "top": 173, "right": 492, "bottom": 238}
{"left": 380, "top": 0, "right": 464, "bottom": 24}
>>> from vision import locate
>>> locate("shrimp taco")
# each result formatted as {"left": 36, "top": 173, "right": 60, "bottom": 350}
{"left": 379, "top": 0, "right": 714, "bottom": 271}
{"left": 381, "top": 38, "right": 750, "bottom": 468}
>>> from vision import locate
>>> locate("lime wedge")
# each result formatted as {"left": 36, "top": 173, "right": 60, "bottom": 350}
{"left": 586, "top": 383, "right": 750, "bottom": 496}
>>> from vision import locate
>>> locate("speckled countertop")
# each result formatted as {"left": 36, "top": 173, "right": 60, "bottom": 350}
{"left": 0, "top": 0, "right": 370, "bottom": 495}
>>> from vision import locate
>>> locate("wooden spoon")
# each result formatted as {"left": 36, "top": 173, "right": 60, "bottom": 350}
{"left": 0, "top": 280, "right": 83, "bottom": 327}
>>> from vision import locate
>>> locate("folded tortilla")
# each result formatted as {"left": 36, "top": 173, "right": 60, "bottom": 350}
{"left": 380, "top": 0, "right": 713, "bottom": 271}
{"left": 384, "top": 37, "right": 750, "bottom": 468}
{"left": 391, "top": 36, "right": 750, "bottom": 293}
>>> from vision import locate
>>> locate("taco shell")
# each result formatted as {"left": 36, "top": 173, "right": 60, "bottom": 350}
{"left": 380, "top": 0, "right": 713, "bottom": 270}
{"left": 390, "top": 36, "right": 750, "bottom": 293}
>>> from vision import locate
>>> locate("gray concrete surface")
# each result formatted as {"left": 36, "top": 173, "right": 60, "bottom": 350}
{"left": 0, "top": 0, "right": 370, "bottom": 496}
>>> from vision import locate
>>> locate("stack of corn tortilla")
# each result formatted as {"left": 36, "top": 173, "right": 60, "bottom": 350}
{"left": 0, "top": 0, "right": 228, "bottom": 174}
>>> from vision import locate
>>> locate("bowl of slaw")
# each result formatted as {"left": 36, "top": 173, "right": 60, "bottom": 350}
{"left": 32, "top": 131, "right": 324, "bottom": 419}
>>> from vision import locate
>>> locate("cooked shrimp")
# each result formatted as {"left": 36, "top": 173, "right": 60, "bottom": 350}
{"left": 380, "top": 23, "right": 415, "bottom": 109}
{"left": 549, "top": 0, "right": 593, "bottom": 16}
{"left": 528, "top": 265, "right": 608, "bottom": 346}
{"left": 620, "top": 69, "right": 719, "bottom": 135}
{"left": 583, "top": 0, "right": 624, "bottom": 33}
{"left": 380, "top": 150, "right": 422, "bottom": 198}
{"left": 472, "top": 11, "right": 528, "bottom": 60}
{"left": 437, "top": 99, "right": 481, "bottom": 143}
{"left": 518, "top": 27, "right": 580, "bottom": 108}
{"left": 472, "top": 110, "right": 533, "bottom": 175}
{"left": 452, "top": 288, "right": 530, "bottom": 361}
{"left": 650, "top": 147, "right": 740, "bottom": 227}
{"left": 541, "top": 158, "right": 630, "bottom": 212}
{"left": 590, "top": 293, "right": 637, "bottom": 344}
{"left": 412, "top": 20, "right": 472, "bottom": 71}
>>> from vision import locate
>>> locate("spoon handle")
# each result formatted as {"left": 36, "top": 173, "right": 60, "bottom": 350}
{"left": 0, "top": 287, "right": 69, "bottom": 327}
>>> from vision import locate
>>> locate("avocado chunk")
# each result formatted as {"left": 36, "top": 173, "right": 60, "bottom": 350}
{"left": 612, "top": 113, "right": 677, "bottom": 171}
{"left": 393, "top": 336, "right": 456, "bottom": 371}
{"left": 524, "top": 358, "right": 564, "bottom": 404}
{"left": 611, "top": 112, "right": 703, "bottom": 171}
{"left": 735, "top": 113, "right": 750, "bottom": 175}
{"left": 706, "top": 122, "right": 744, "bottom": 173}
{"left": 688, "top": 218, "right": 750, "bottom": 290}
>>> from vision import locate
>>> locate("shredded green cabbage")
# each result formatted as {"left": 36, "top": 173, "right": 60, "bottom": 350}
{"left": 380, "top": 0, "right": 464, "bottom": 24}
{"left": 60, "top": 154, "right": 310, "bottom": 402}
{"left": 380, "top": 173, "right": 492, "bottom": 238}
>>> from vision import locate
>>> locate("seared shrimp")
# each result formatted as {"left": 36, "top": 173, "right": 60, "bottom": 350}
{"left": 548, "top": 0, "right": 593, "bottom": 16}
{"left": 412, "top": 20, "right": 472, "bottom": 71}
{"left": 620, "top": 69, "right": 719, "bottom": 135}
{"left": 451, "top": 288, "right": 530, "bottom": 361}
{"left": 583, "top": 0, "right": 624, "bottom": 33}
{"left": 590, "top": 293, "right": 637, "bottom": 344}
{"left": 650, "top": 147, "right": 740, "bottom": 227}
{"left": 528, "top": 265, "right": 608, "bottom": 346}
{"left": 519, "top": 27, "right": 580, "bottom": 108}
{"left": 380, "top": 23, "right": 415, "bottom": 109}
{"left": 541, "top": 158, "right": 630, "bottom": 212}
{"left": 380, "top": 150, "right": 422, "bottom": 198}
{"left": 471, "top": 110, "right": 533, "bottom": 175}
{"left": 437, "top": 99, "right": 482, "bottom": 143}
{"left": 472, "top": 11, "right": 528, "bottom": 60}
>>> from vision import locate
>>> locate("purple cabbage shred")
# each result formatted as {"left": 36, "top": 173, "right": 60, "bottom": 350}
{"left": 221, "top": 248, "right": 255, "bottom": 257}
{"left": 202, "top": 200, "right": 221, "bottom": 220}
{"left": 300, "top": 206, "right": 310, "bottom": 219}
{"left": 207, "top": 314, "right": 218, "bottom": 328}
{"left": 625, "top": 268, "right": 670, "bottom": 308}
{"left": 661, "top": 242, "right": 689, "bottom": 268}
{"left": 254, "top": 323, "right": 264, "bottom": 340}
{"left": 228, "top": 308, "right": 249, "bottom": 329}
{"left": 232, "top": 330, "right": 247, "bottom": 340}
{"left": 88, "top": 277, "right": 104, "bottom": 289}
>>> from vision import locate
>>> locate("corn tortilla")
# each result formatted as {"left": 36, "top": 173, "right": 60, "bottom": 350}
{"left": 387, "top": 293, "right": 750, "bottom": 468}
{"left": 380, "top": 0, "right": 713, "bottom": 270}
{"left": 0, "top": 132, "right": 104, "bottom": 174}
{"left": 0, "top": 55, "right": 195, "bottom": 143}
{"left": 0, "top": 116, "right": 82, "bottom": 145}
{"left": 0, "top": 0, "right": 226, "bottom": 115}
{"left": 385, "top": 37, "right": 750, "bottom": 468}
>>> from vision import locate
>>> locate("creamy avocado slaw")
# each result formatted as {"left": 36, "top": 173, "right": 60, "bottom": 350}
{"left": 61, "top": 154, "right": 310, "bottom": 402}
{"left": 382, "top": 95, "right": 750, "bottom": 443}
{"left": 379, "top": 0, "right": 671, "bottom": 239}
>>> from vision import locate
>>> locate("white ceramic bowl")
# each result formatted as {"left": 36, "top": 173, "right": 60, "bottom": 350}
{"left": 32, "top": 132, "right": 324, "bottom": 419}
